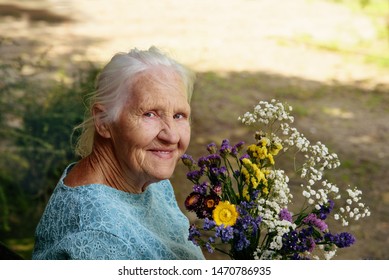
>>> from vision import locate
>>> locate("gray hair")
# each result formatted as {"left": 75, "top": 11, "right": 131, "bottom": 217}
{"left": 73, "top": 46, "right": 195, "bottom": 158}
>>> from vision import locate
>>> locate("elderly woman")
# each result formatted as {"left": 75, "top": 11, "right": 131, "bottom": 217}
{"left": 32, "top": 47, "right": 205, "bottom": 260}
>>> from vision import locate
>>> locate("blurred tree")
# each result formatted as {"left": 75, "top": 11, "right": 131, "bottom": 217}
{"left": 0, "top": 37, "right": 99, "bottom": 247}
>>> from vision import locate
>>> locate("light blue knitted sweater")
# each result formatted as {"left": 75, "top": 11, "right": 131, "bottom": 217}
{"left": 32, "top": 164, "right": 204, "bottom": 260}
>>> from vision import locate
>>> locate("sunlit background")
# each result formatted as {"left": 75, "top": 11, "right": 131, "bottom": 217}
{"left": 1, "top": 0, "right": 388, "bottom": 259}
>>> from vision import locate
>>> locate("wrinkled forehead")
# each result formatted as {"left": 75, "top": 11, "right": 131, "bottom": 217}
{"left": 130, "top": 66, "right": 186, "bottom": 97}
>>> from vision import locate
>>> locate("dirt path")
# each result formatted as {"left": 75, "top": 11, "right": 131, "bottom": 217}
{"left": 1, "top": 0, "right": 389, "bottom": 85}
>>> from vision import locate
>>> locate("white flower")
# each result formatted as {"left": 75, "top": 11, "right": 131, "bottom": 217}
{"left": 324, "top": 250, "right": 337, "bottom": 260}
{"left": 303, "top": 190, "right": 311, "bottom": 198}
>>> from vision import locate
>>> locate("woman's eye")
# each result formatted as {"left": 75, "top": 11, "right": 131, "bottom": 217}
{"left": 144, "top": 112, "right": 156, "bottom": 118}
{"left": 173, "top": 113, "right": 186, "bottom": 120}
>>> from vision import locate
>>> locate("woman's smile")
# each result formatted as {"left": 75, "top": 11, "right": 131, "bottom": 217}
{"left": 149, "top": 148, "right": 176, "bottom": 159}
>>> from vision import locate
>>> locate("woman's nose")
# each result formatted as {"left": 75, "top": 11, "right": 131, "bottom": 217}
{"left": 158, "top": 120, "right": 180, "bottom": 144}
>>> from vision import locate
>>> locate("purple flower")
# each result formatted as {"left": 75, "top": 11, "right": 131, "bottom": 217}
{"left": 279, "top": 208, "right": 293, "bottom": 222}
{"left": 186, "top": 170, "right": 203, "bottom": 183}
{"left": 198, "top": 154, "right": 221, "bottom": 168}
{"left": 325, "top": 232, "right": 356, "bottom": 248}
{"left": 233, "top": 170, "right": 241, "bottom": 178}
{"left": 207, "top": 154, "right": 222, "bottom": 166}
{"left": 237, "top": 200, "right": 262, "bottom": 234}
{"left": 303, "top": 213, "right": 328, "bottom": 232}
{"left": 181, "top": 154, "right": 195, "bottom": 167}
{"left": 306, "top": 237, "right": 316, "bottom": 253}
{"left": 239, "top": 201, "right": 255, "bottom": 213}
{"left": 233, "top": 231, "right": 250, "bottom": 251}
{"left": 239, "top": 154, "right": 250, "bottom": 161}
{"left": 219, "top": 139, "right": 232, "bottom": 157}
{"left": 236, "top": 215, "right": 261, "bottom": 234}
{"left": 205, "top": 242, "right": 214, "bottom": 253}
{"left": 188, "top": 224, "right": 201, "bottom": 245}
{"left": 316, "top": 200, "right": 335, "bottom": 220}
{"left": 251, "top": 190, "right": 260, "bottom": 200}
{"left": 215, "top": 225, "right": 234, "bottom": 243}
{"left": 193, "top": 182, "right": 209, "bottom": 195}
{"left": 207, "top": 142, "right": 217, "bottom": 154}
{"left": 208, "top": 165, "right": 226, "bottom": 186}
{"left": 336, "top": 232, "right": 355, "bottom": 248}
{"left": 281, "top": 228, "right": 314, "bottom": 258}
{"left": 210, "top": 166, "right": 227, "bottom": 179}
{"left": 203, "top": 218, "right": 216, "bottom": 230}
{"left": 231, "top": 141, "right": 245, "bottom": 156}
{"left": 197, "top": 156, "right": 209, "bottom": 168}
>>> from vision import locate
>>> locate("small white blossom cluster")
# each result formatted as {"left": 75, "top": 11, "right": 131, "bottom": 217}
{"left": 254, "top": 249, "right": 280, "bottom": 260}
{"left": 303, "top": 180, "right": 340, "bottom": 210}
{"left": 281, "top": 129, "right": 343, "bottom": 215}
{"left": 257, "top": 198, "right": 295, "bottom": 251}
{"left": 239, "top": 99, "right": 294, "bottom": 126}
{"left": 301, "top": 142, "right": 340, "bottom": 181}
{"left": 268, "top": 169, "right": 293, "bottom": 206}
{"left": 334, "top": 187, "right": 371, "bottom": 226}
{"left": 323, "top": 250, "right": 337, "bottom": 260}
{"left": 279, "top": 123, "right": 310, "bottom": 152}
{"left": 255, "top": 170, "right": 295, "bottom": 256}
{"left": 317, "top": 245, "right": 337, "bottom": 260}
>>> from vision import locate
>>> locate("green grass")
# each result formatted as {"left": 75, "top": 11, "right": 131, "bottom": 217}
{"left": 294, "top": 0, "right": 389, "bottom": 69}
{"left": 3, "top": 238, "right": 34, "bottom": 259}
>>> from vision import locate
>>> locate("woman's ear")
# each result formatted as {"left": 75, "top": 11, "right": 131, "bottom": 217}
{"left": 92, "top": 104, "right": 111, "bottom": 139}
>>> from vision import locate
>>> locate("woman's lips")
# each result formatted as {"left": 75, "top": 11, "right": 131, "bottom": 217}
{"left": 149, "top": 149, "right": 175, "bottom": 159}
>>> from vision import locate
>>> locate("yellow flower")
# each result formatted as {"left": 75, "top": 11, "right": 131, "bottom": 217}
{"left": 267, "top": 153, "right": 275, "bottom": 165}
{"left": 251, "top": 177, "right": 259, "bottom": 188}
{"left": 242, "top": 186, "right": 250, "bottom": 200}
{"left": 241, "top": 158, "right": 269, "bottom": 188}
{"left": 247, "top": 144, "right": 268, "bottom": 160}
{"left": 241, "top": 166, "right": 250, "bottom": 185}
{"left": 270, "top": 142, "right": 283, "bottom": 155}
{"left": 236, "top": 186, "right": 250, "bottom": 201}
{"left": 260, "top": 137, "right": 270, "bottom": 147}
{"left": 213, "top": 201, "right": 239, "bottom": 227}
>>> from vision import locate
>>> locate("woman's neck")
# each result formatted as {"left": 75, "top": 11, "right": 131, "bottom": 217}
{"left": 65, "top": 137, "right": 150, "bottom": 193}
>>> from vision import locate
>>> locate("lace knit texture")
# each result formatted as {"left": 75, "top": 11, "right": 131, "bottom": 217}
{"left": 32, "top": 164, "right": 204, "bottom": 260}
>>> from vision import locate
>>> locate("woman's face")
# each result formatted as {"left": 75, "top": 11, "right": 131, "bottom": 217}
{"left": 108, "top": 69, "right": 191, "bottom": 188}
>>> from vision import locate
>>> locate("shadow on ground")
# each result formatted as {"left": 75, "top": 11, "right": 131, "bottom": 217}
{"left": 0, "top": 3, "right": 72, "bottom": 24}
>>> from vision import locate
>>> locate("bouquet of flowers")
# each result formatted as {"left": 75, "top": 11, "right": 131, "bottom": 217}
{"left": 181, "top": 99, "right": 371, "bottom": 260}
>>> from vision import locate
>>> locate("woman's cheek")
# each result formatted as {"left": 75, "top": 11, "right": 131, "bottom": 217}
{"left": 180, "top": 123, "right": 191, "bottom": 149}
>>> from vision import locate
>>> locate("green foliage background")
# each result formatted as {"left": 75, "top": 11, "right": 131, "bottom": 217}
{"left": 0, "top": 43, "right": 100, "bottom": 257}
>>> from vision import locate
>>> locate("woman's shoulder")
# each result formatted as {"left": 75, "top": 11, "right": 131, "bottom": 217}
{"left": 40, "top": 163, "right": 177, "bottom": 231}
{"left": 51, "top": 163, "right": 173, "bottom": 212}
{"left": 62, "top": 159, "right": 106, "bottom": 188}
